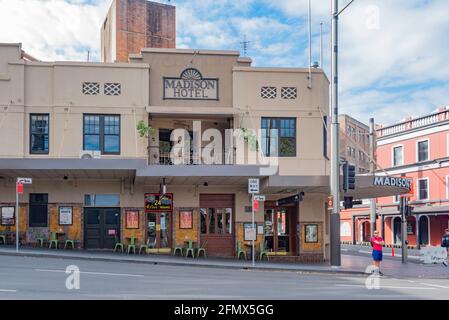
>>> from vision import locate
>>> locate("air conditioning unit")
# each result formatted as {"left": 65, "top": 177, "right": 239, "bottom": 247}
{"left": 80, "top": 150, "right": 101, "bottom": 159}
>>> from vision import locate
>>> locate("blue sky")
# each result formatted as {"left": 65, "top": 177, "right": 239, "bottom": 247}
{"left": 0, "top": 0, "right": 448, "bottom": 126}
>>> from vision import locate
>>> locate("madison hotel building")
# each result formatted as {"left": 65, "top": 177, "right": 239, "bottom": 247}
{"left": 0, "top": 0, "right": 406, "bottom": 261}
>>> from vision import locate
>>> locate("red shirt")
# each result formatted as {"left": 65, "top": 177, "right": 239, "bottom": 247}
{"left": 371, "top": 236, "right": 383, "bottom": 251}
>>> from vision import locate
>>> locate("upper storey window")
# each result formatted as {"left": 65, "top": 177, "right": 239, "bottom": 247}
{"left": 30, "top": 114, "right": 49, "bottom": 154}
{"left": 417, "top": 140, "right": 429, "bottom": 162}
{"left": 393, "top": 145, "right": 403, "bottom": 167}
{"left": 83, "top": 114, "right": 120, "bottom": 155}
{"left": 261, "top": 117, "right": 296, "bottom": 157}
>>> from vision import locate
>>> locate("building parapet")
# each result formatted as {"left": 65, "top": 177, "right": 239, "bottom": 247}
{"left": 377, "top": 108, "right": 449, "bottom": 139}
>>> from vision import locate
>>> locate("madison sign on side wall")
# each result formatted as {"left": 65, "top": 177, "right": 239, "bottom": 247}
{"left": 163, "top": 68, "right": 219, "bottom": 100}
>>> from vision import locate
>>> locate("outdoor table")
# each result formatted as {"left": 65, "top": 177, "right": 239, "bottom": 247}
{"left": 244, "top": 242, "right": 255, "bottom": 259}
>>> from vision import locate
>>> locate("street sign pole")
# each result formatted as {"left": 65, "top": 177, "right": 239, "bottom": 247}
{"left": 252, "top": 193, "right": 255, "bottom": 267}
{"left": 15, "top": 182, "right": 20, "bottom": 252}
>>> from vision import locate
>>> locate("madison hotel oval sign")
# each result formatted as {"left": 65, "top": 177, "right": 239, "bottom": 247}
{"left": 163, "top": 68, "right": 219, "bottom": 100}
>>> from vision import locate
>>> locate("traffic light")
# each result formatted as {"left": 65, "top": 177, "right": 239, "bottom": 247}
{"left": 343, "top": 162, "right": 356, "bottom": 192}
{"left": 344, "top": 196, "right": 354, "bottom": 209}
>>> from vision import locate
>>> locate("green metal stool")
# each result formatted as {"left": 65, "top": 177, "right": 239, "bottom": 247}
{"left": 196, "top": 240, "right": 207, "bottom": 258}
{"left": 127, "top": 236, "right": 136, "bottom": 254}
{"left": 37, "top": 237, "right": 45, "bottom": 248}
{"left": 236, "top": 241, "right": 247, "bottom": 260}
{"left": 114, "top": 236, "right": 124, "bottom": 253}
{"left": 259, "top": 240, "right": 267, "bottom": 261}
{"left": 139, "top": 241, "right": 149, "bottom": 254}
{"left": 49, "top": 232, "right": 59, "bottom": 249}
{"left": 0, "top": 235, "right": 6, "bottom": 245}
{"left": 185, "top": 240, "right": 195, "bottom": 258}
{"left": 173, "top": 245, "right": 184, "bottom": 256}
{"left": 64, "top": 239, "right": 75, "bottom": 249}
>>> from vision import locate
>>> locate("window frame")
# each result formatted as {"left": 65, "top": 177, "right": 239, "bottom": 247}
{"left": 83, "top": 114, "right": 121, "bottom": 155}
{"left": 29, "top": 113, "right": 50, "bottom": 155}
{"left": 392, "top": 144, "right": 404, "bottom": 167}
{"left": 417, "top": 177, "right": 429, "bottom": 201}
{"left": 261, "top": 117, "right": 297, "bottom": 157}
{"left": 416, "top": 138, "right": 430, "bottom": 163}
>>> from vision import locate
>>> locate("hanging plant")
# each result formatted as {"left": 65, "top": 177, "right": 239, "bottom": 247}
{"left": 137, "top": 120, "right": 156, "bottom": 138}
{"left": 238, "top": 128, "right": 259, "bottom": 152}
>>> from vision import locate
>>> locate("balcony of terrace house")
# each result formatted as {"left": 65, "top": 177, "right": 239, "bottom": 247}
{"left": 146, "top": 116, "right": 245, "bottom": 166}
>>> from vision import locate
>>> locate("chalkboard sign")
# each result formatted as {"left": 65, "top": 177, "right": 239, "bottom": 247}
{"left": 145, "top": 193, "right": 173, "bottom": 212}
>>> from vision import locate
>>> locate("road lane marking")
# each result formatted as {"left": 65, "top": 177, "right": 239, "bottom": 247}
{"left": 0, "top": 289, "right": 17, "bottom": 292}
{"left": 335, "top": 284, "right": 435, "bottom": 290}
{"left": 420, "top": 283, "right": 449, "bottom": 289}
{"left": 35, "top": 269, "right": 144, "bottom": 277}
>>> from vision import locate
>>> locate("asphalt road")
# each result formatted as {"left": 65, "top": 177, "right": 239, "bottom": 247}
{"left": 0, "top": 255, "right": 449, "bottom": 300}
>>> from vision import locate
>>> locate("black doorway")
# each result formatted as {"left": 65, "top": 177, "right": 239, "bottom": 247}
{"left": 84, "top": 208, "right": 120, "bottom": 249}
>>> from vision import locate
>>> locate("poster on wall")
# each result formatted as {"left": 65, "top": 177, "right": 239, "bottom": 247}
{"left": 305, "top": 224, "right": 318, "bottom": 243}
{"left": 126, "top": 210, "right": 139, "bottom": 229}
{"left": 1, "top": 207, "right": 15, "bottom": 225}
{"left": 179, "top": 210, "right": 193, "bottom": 229}
{"left": 244, "top": 223, "right": 256, "bottom": 241}
{"left": 59, "top": 207, "right": 73, "bottom": 225}
{"left": 145, "top": 193, "right": 173, "bottom": 212}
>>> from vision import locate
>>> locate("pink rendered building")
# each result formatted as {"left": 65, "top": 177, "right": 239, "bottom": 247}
{"left": 341, "top": 107, "right": 449, "bottom": 248}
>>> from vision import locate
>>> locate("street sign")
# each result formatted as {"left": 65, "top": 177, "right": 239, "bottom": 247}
{"left": 327, "top": 196, "right": 333, "bottom": 208}
{"left": 254, "top": 195, "right": 266, "bottom": 201}
{"left": 16, "top": 182, "right": 23, "bottom": 194}
{"left": 276, "top": 193, "right": 303, "bottom": 206}
{"left": 253, "top": 199, "right": 259, "bottom": 211}
{"left": 17, "top": 177, "right": 32, "bottom": 184}
{"left": 248, "top": 178, "right": 259, "bottom": 194}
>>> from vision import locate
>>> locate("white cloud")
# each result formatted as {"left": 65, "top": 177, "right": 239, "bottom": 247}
{"left": 0, "top": 0, "right": 110, "bottom": 61}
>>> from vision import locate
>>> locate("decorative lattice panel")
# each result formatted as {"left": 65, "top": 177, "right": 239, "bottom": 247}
{"left": 261, "top": 87, "right": 277, "bottom": 99}
{"left": 281, "top": 87, "right": 297, "bottom": 99}
{"left": 104, "top": 83, "right": 121, "bottom": 96}
{"left": 82, "top": 82, "right": 100, "bottom": 95}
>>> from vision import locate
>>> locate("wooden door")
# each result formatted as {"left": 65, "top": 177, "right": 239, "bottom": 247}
{"left": 200, "top": 194, "right": 234, "bottom": 257}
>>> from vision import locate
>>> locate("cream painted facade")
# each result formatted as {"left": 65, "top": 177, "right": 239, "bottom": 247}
{"left": 0, "top": 43, "right": 334, "bottom": 262}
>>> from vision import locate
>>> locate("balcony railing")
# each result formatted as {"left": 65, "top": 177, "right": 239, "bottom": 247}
{"left": 377, "top": 109, "right": 448, "bottom": 138}
{"left": 148, "top": 146, "right": 235, "bottom": 165}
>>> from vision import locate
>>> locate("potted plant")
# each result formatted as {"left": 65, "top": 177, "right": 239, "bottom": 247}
{"left": 137, "top": 120, "right": 156, "bottom": 139}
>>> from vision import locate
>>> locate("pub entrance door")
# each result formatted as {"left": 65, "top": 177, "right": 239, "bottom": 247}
{"left": 147, "top": 212, "right": 171, "bottom": 252}
{"left": 199, "top": 194, "right": 235, "bottom": 257}
{"left": 145, "top": 193, "right": 173, "bottom": 253}
{"left": 264, "top": 203, "right": 298, "bottom": 255}
{"left": 84, "top": 208, "right": 120, "bottom": 249}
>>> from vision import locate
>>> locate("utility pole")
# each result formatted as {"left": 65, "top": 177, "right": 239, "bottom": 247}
{"left": 330, "top": 0, "right": 355, "bottom": 267}
{"left": 369, "top": 118, "right": 376, "bottom": 239}
{"left": 330, "top": 0, "right": 341, "bottom": 267}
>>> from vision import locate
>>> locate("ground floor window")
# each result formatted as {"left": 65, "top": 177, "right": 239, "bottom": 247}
{"left": 29, "top": 193, "right": 48, "bottom": 227}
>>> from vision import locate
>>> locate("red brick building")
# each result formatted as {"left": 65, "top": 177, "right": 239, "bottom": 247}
{"left": 341, "top": 108, "right": 449, "bottom": 248}
{"left": 101, "top": 0, "right": 176, "bottom": 63}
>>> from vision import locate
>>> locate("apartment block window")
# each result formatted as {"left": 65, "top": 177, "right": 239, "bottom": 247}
{"left": 261, "top": 117, "right": 296, "bottom": 157}
{"left": 29, "top": 194, "right": 48, "bottom": 227}
{"left": 393, "top": 146, "right": 403, "bottom": 167}
{"left": 83, "top": 114, "right": 120, "bottom": 154}
{"left": 417, "top": 140, "right": 429, "bottom": 162}
{"left": 30, "top": 114, "right": 49, "bottom": 154}
{"left": 418, "top": 179, "right": 429, "bottom": 200}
